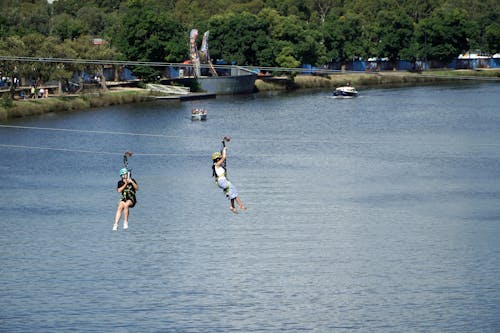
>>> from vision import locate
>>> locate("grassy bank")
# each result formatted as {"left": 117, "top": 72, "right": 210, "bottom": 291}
{"left": 424, "top": 68, "right": 500, "bottom": 78}
{"left": 256, "top": 69, "right": 500, "bottom": 91}
{"left": 294, "top": 72, "right": 442, "bottom": 89}
{"left": 0, "top": 90, "right": 151, "bottom": 121}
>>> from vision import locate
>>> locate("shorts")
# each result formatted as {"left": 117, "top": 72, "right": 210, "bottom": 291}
{"left": 217, "top": 177, "right": 238, "bottom": 200}
{"left": 121, "top": 195, "right": 136, "bottom": 208}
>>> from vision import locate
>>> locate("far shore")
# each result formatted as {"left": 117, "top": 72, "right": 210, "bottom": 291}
{"left": 1, "top": 70, "right": 499, "bottom": 121}
{"left": 258, "top": 69, "right": 500, "bottom": 91}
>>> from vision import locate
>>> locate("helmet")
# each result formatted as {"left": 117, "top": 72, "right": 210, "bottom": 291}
{"left": 119, "top": 168, "right": 128, "bottom": 176}
{"left": 211, "top": 151, "right": 222, "bottom": 160}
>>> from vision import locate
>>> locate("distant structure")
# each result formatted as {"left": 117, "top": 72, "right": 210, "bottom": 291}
{"left": 189, "top": 29, "right": 217, "bottom": 78}
{"left": 189, "top": 29, "right": 201, "bottom": 77}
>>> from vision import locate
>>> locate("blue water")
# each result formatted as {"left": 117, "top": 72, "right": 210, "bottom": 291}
{"left": 1, "top": 82, "right": 500, "bottom": 332}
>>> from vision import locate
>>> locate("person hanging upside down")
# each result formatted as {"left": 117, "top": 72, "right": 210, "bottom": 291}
{"left": 212, "top": 147, "right": 246, "bottom": 213}
{"left": 113, "top": 168, "right": 139, "bottom": 230}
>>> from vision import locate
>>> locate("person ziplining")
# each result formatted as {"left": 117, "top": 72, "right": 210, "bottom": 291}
{"left": 113, "top": 151, "right": 139, "bottom": 230}
{"left": 212, "top": 136, "right": 247, "bottom": 213}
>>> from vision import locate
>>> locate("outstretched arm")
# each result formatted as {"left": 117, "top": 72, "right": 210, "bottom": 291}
{"left": 215, "top": 147, "right": 227, "bottom": 167}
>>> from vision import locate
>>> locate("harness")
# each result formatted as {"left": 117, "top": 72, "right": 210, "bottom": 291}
{"left": 121, "top": 182, "right": 137, "bottom": 204}
{"left": 122, "top": 185, "right": 135, "bottom": 198}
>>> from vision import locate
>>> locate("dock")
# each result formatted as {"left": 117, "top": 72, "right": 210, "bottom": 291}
{"left": 153, "top": 92, "right": 216, "bottom": 101}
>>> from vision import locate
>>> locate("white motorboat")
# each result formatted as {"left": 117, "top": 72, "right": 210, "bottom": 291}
{"left": 333, "top": 86, "right": 358, "bottom": 98}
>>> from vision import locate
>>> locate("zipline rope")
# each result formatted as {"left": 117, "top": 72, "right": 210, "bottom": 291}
{"left": 0, "top": 144, "right": 204, "bottom": 157}
{"left": 1, "top": 124, "right": 500, "bottom": 148}
{"left": 1, "top": 140, "right": 498, "bottom": 159}
{"left": 0, "top": 124, "right": 290, "bottom": 144}
{"left": 0, "top": 124, "right": 200, "bottom": 141}
{"left": 0, "top": 124, "right": 336, "bottom": 144}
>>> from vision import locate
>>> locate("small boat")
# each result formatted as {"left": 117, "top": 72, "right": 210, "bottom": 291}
{"left": 333, "top": 86, "right": 358, "bottom": 98}
{"left": 191, "top": 108, "right": 207, "bottom": 121}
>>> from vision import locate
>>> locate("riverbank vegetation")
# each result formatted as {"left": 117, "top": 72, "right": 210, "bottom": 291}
{"left": 1, "top": 0, "right": 499, "bottom": 85}
{"left": 0, "top": 90, "right": 151, "bottom": 121}
{"left": 255, "top": 70, "right": 498, "bottom": 91}
{"left": 424, "top": 68, "right": 500, "bottom": 78}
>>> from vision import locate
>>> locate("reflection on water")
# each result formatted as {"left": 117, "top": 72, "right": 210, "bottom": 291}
{"left": 1, "top": 83, "right": 500, "bottom": 332}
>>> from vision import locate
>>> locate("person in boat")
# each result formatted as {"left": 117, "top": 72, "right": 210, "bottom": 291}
{"left": 192, "top": 108, "right": 207, "bottom": 115}
{"left": 212, "top": 147, "right": 246, "bottom": 213}
{"left": 113, "top": 168, "right": 139, "bottom": 230}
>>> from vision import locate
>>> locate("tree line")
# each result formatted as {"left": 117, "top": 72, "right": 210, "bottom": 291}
{"left": 1, "top": 0, "right": 499, "bottom": 84}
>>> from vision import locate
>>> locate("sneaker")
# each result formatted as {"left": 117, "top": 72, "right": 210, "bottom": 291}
{"left": 123, "top": 221, "right": 128, "bottom": 230}
{"left": 113, "top": 224, "right": 118, "bottom": 231}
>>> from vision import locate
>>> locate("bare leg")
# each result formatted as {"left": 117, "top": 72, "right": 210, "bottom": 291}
{"left": 235, "top": 197, "right": 246, "bottom": 210}
{"left": 114, "top": 201, "right": 125, "bottom": 225}
{"left": 114, "top": 200, "right": 133, "bottom": 229}
{"left": 123, "top": 202, "right": 130, "bottom": 222}
{"left": 114, "top": 201, "right": 126, "bottom": 230}
{"left": 123, "top": 200, "right": 133, "bottom": 229}
{"left": 230, "top": 199, "right": 237, "bottom": 213}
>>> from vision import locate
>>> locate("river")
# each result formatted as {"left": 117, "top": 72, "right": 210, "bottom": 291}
{"left": 1, "top": 82, "right": 499, "bottom": 332}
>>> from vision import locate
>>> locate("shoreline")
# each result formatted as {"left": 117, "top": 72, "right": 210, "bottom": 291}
{"left": 257, "top": 70, "right": 500, "bottom": 91}
{"left": 1, "top": 70, "right": 499, "bottom": 121}
{"left": 0, "top": 89, "right": 152, "bottom": 121}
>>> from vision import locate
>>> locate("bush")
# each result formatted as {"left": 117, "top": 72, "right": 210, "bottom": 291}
{"left": 1, "top": 94, "right": 13, "bottom": 108}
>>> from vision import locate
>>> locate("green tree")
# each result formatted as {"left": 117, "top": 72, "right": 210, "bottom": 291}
{"left": 76, "top": 6, "right": 106, "bottom": 36}
{"left": 208, "top": 12, "right": 271, "bottom": 66}
{"left": 0, "top": 0, "right": 51, "bottom": 36}
{"left": 0, "top": 12, "right": 9, "bottom": 37}
{"left": 270, "top": 14, "right": 326, "bottom": 65}
{"left": 404, "top": 0, "right": 440, "bottom": 22}
{"left": 264, "top": 0, "right": 312, "bottom": 21}
{"left": 376, "top": 8, "right": 414, "bottom": 63}
{"left": 227, "top": 0, "right": 266, "bottom": 15}
{"left": 173, "top": 0, "right": 233, "bottom": 26}
{"left": 484, "top": 23, "right": 500, "bottom": 53}
{"left": 0, "top": 35, "right": 28, "bottom": 92}
{"left": 322, "top": 12, "right": 364, "bottom": 62}
{"left": 310, "top": 0, "right": 338, "bottom": 24}
{"left": 417, "top": 7, "right": 471, "bottom": 64}
{"left": 275, "top": 44, "right": 300, "bottom": 68}
{"left": 19, "top": 33, "right": 53, "bottom": 84}
{"left": 52, "top": 13, "right": 88, "bottom": 40}
{"left": 52, "top": 0, "right": 86, "bottom": 16}
{"left": 45, "top": 37, "right": 78, "bottom": 95}
{"left": 115, "top": 1, "right": 185, "bottom": 62}
{"left": 0, "top": 33, "right": 103, "bottom": 93}
{"left": 0, "top": 34, "right": 52, "bottom": 87}
{"left": 64, "top": 35, "right": 121, "bottom": 90}
{"left": 1, "top": 0, "right": 498, "bottom": 68}
{"left": 113, "top": 0, "right": 186, "bottom": 80}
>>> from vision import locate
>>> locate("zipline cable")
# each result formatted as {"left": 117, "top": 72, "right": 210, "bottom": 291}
{"left": 0, "top": 124, "right": 320, "bottom": 144}
{"left": 0, "top": 124, "right": 201, "bottom": 141}
{"left": 0, "top": 144, "right": 207, "bottom": 157}
{"left": 1, "top": 124, "right": 500, "bottom": 147}
{"left": 0, "top": 141, "right": 498, "bottom": 160}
